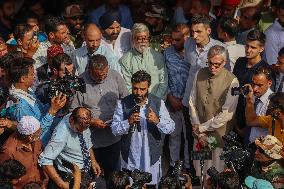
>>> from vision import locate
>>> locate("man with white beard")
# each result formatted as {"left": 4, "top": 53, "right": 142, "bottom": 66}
{"left": 120, "top": 23, "right": 168, "bottom": 100}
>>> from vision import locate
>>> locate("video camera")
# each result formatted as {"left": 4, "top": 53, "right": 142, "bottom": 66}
{"left": 160, "top": 161, "right": 188, "bottom": 188}
{"left": 231, "top": 86, "right": 249, "bottom": 96}
{"left": 221, "top": 132, "right": 252, "bottom": 177}
{"left": 207, "top": 167, "right": 240, "bottom": 189}
{"left": 46, "top": 74, "right": 86, "bottom": 98}
{"left": 123, "top": 169, "right": 152, "bottom": 189}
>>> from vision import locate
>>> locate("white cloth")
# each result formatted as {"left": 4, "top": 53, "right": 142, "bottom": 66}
{"left": 101, "top": 27, "right": 132, "bottom": 59}
{"left": 249, "top": 89, "right": 273, "bottom": 143}
{"left": 10, "top": 85, "right": 37, "bottom": 106}
{"left": 17, "top": 116, "right": 40, "bottom": 135}
{"left": 225, "top": 40, "right": 245, "bottom": 71}
{"left": 32, "top": 41, "right": 75, "bottom": 69}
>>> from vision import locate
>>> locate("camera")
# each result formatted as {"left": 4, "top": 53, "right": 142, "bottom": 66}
{"left": 231, "top": 86, "right": 249, "bottom": 96}
{"left": 191, "top": 150, "right": 212, "bottom": 160}
{"left": 207, "top": 167, "right": 240, "bottom": 189}
{"left": 129, "top": 105, "right": 140, "bottom": 133}
{"left": 160, "top": 161, "right": 188, "bottom": 188}
{"left": 123, "top": 169, "right": 152, "bottom": 189}
{"left": 47, "top": 74, "right": 86, "bottom": 98}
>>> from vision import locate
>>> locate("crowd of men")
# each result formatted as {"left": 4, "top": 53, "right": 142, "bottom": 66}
{"left": 0, "top": 0, "right": 284, "bottom": 188}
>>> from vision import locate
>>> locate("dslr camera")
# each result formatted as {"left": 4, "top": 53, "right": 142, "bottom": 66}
{"left": 231, "top": 86, "right": 249, "bottom": 96}
{"left": 47, "top": 74, "right": 86, "bottom": 98}
{"left": 207, "top": 167, "right": 240, "bottom": 189}
{"left": 123, "top": 169, "right": 152, "bottom": 189}
{"left": 160, "top": 161, "right": 188, "bottom": 188}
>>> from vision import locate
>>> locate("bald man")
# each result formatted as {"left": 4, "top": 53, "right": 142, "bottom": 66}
{"left": 71, "top": 23, "right": 119, "bottom": 75}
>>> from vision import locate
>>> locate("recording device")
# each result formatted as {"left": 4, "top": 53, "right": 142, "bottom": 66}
{"left": 46, "top": 74, "right": 86, "bottom": 98}
{"left": 191, "top": 150, "right": 212, "bottom": 160}
{"left": 160, "top": 161, "right": 188, "bottom": 188}
{"left": 207, "top": 167, "right": 219, "bottom": 186}
{"left": 221, "top": 132, "right": 252, "bottom": 177}
{"left": 207, "top": 167, "right": 240, "bottom": 189}
{"left": 129, "top": 105, "right": 140, "bottom": 133}
{"left": 231, "top": 86, "right": 249, "bottom": 96}
{"left": 0, "top": 86, "right": 15, "bottom": 118}
{"left": 0, "top": 106, "right": 15, "bottom": 118}
{"left": 123, "top": 169, "right": 152, "bottom": 189}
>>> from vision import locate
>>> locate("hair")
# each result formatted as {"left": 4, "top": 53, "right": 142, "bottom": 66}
{"left": 23, "top": 182, "right": 42, "bottom": 189}
{"left": 253, "top": 65, "right": 273, "bottom": 81}
{"left": 7, "top": 57, "right": 34, "bottom": 84}
{"left": 172, "top": 23, "right": 190, "bottom": 36}
{"left": 131, "top": 23, "right": 150, "bottom": 37}
{"left": 50, "top": 53, "right": 72, "bottom": 71}
{"left": 218, "top": 171, "right": 240, "bottom": 189}
{"left": 0, "top": 0, "right": 12, "bottom": 8}
{"left": 14, "top": 23, "right": 33, "bottom": 40}
{"left": 88, "top": 54, "right": 108, "bottom": 70}
{"left": 246, "top": 29, "right": 266, "bottom": 45}
{"left": 198, "top": 0, "right": 211, "bottom": 10}
{"left": 278, "top": 0, "right": 284, "bottom": 9}
{"left": 71, "top": 107, "right": 91, "bottom": 123}
{"left": 191, "top": 14, "right": 211, "bottom": 27}
{"left": 24, "top": 11, "right": 39, "bottom": 22}
{"left": 219, "top": 17, "right": 239, "bottom": 37}
{"left": 0, "top": 183, "right": 13, "bottom": 189}
{"left": 0, "top": 159, "right": 26, "bottom": 181}
{"left": 278, "top": 47, "right": 284, "bottom": 57}
{"left": 131, "top": 70, "right": 151, "bottom": 86}
{"left": 107, "top": 171, "right": 130, "bottom": 189}
{"left": 0, "top": 51, "right": 24, "bottom": 70}
{"left": 159, "top": 176, "right": 181, "bottom": 189}
{"left": 44, "top": 16, "right": 66, "bottom": 35}
{"left": 207, "top": 45, "right": 228, "bottom": 61}
{"left": 267, "top": 92, "right": 284, "bottom": 113}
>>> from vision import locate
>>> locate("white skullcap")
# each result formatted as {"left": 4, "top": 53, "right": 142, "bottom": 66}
{"left": 17, "top": 116, "right": 40, "bottom": 135}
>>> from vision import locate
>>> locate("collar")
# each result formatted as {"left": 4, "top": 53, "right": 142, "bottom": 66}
{"left": 195, "top": 38, "right": 212, "bottom": 53}
{"left": 81, "top": 44, "right": 102, "bottom": 57}
{"left": 258, "top": 88, "right": 273, "bottom": 104}
{"left": 225, "top": 40, "right": 237, "bottom": 46}
{"left": 84, "top": 71, "right": 108, "bottom": 85}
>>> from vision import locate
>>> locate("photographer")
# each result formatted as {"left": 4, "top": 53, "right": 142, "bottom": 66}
{"left": 244, "top": 65, "right": 274, "bottom": 144}
{"left": 36, "top": 51, "right": 74, "bottom": 104}
{"left": 246, "top": 92, "right": 284, "bottom": 143}
{"left": 273, "top": 47, "right": 284, "bottom": 93}
{"left": 111, "top": 70, "right": 175, "bottom": 186}
{"left": 8, "top": 57, "right": 67, "bottom": 146}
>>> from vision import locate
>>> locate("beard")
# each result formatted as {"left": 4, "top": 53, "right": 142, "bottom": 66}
{"left": 134, "top": 43, "right": 149, "bottom": 53}
{"left": 134, "top": 92, "right": 148, "bottom": 103}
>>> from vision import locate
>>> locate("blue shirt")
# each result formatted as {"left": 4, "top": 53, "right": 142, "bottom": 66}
{"left": 264, "top": 19, "right": 284, "bottom": 65}
{"left": 39, "top": 114, "right": 92, "bottom": 174}
{"left": 71, "top": 44, "right": 120, "bottom": 75}
{"left": 88, "top": 4, "right": 133, "bottom": 29}
{"left": 164, "top": 46, "right": 190, "bottom": 98}
{"left": 11, "top": 89, "right": 54, "bottom": 146}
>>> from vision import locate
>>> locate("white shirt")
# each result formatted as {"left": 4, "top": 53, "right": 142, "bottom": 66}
{"left": 225, "top": 40, "right": 245, "bottom": 71}
{"left": 249, "top": 89, "right": 273, "bottom": 142}
{"left": 101, "top": 27, "right": 131, "bottom": 60}
{"left": 32, "top": 40, "right": 75, "bottom": 69}
{"left": 188, "top": 72, "right": 239, "bottom": 132}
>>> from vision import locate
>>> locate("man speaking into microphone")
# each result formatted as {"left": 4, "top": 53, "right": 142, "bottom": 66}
{"left": 111, "top": 70, "right": 175, "bottom": 186}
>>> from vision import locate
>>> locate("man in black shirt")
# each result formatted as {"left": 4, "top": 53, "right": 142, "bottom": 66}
{"left": 233, "top": 29, "right": 268, "bottom": 144}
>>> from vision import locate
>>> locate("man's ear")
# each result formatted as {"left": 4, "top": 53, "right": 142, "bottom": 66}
{"left": 206, "top": 27, "right": 211, "bottom": 35}
{"left": 48, "top": 32, "right": 55, "bottom": 40}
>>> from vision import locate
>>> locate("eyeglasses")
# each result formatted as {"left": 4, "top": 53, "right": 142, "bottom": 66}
{"left": 207, "top": 61, "right": 224, "bottom": 68}
{"left": 77, "top": 115, "right": 92, "bottom": 123}
{"left": 135, "top": 36, "right": 150, "bottom": 42}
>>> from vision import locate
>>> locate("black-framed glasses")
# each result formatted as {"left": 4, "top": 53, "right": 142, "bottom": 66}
{"left": 135, "top": 36, "right": 150, "bottom": 42}
{"left": 207, "top": 61, "right": 224, "bottom": 68}
{"left": 70, "top": 15, "right": 84, "bottom": 21}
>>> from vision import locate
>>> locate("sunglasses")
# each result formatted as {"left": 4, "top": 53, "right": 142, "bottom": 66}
{"left": 69, "top": 16, "right": 84, "bottom": 20}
